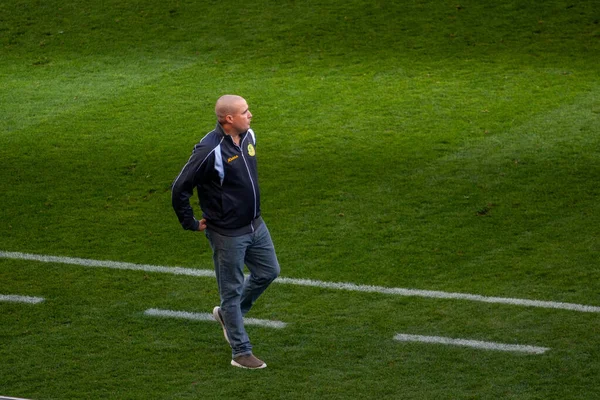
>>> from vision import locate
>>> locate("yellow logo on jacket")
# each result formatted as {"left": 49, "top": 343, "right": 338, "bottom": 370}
{"left": 227, "top": 155, "right": 239, "bottom": 163}
{"left": 247, "top": 144, "right": 255, "bottom": 156}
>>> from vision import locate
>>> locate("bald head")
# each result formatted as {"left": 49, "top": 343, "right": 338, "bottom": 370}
{"left": 215, "top": 94, "right": 253, "bottom": 135}
{"left": 215, "top": 95, "right": 246, "bottom": 123}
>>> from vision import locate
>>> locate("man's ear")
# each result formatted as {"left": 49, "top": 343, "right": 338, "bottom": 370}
{"left": 225, "top": 114, "right": 234, "bottom": 124}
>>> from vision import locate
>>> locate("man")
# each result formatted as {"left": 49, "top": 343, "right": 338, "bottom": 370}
{"left": 171, "top": 95, "right": 280, "bottom": 369}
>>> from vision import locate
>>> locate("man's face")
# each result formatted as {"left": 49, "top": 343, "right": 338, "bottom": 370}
{"left": 230, "top": 99, "right": 252, "bottom": 133}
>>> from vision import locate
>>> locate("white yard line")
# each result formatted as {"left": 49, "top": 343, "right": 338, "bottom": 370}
{"left": 144, "top": 308, "right": 287, "bottom": 328}
{"left": 0, "top": 294, "right": 44, "bottom": 304}
{"left": 0, "top": 251, "right": 215, "bottom": 278}
{"left": 275, "top": 277, "right": 600, "bottom": 313}
{"left": 1, "top": 250, "right": 599, "bottom": 313}
{"left": 394, "top": 334, "right": 550, "bottom": 354}
{"left": 0, "top": 396, "right": 34, "bottom": 400}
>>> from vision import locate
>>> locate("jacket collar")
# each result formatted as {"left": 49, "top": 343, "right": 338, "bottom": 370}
{"left": 215, "top": 122, "right": 247, "bottom": 143}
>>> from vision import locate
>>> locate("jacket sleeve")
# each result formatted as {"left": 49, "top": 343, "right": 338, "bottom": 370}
{"left": 171, "top": 144, "right": 212, "bottom": 231}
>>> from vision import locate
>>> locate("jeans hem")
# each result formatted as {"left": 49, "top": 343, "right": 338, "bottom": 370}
{"left": 232, "top": 350, "right": 253, "bottom": 359}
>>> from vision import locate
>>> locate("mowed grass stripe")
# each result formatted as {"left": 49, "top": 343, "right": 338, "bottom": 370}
{"left": 2, "top": 250, "right": 598, "bottom": 313}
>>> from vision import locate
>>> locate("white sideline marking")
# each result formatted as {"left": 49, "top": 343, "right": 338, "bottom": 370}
{"left": 0, "top": 251, "right": 215, "bottom": 278}
{"left": 0, "top": 396, "right": 33, "bottom": 400}
{"left": 1, "top": 250, "right": 599, "bottom": 313}
{"left": 144, "top": 308, "right": 287, "bottom": 329}
{"left": 275, "top": 277, "right": 600, "bottom": 313}
{"left": 0, "top": 294, "right": 44, "bottom": 304}
{"left": 394, "top": 333, "right": 549, "bottom": 354}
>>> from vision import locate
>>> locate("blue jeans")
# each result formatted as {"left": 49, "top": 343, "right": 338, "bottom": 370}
{"left": 205, "top": 222, "right": 280, "bottom": 358}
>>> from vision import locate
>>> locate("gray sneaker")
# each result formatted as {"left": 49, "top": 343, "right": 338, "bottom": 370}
{"left": 231, "top": 354, "right": 267, "bottom": 369}
{"left": 212, "top": 306, "right": 230, "bottom": 345}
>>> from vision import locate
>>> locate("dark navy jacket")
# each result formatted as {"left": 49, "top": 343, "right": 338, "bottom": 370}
{"left": 172, "top": 123, "right": 261, "bottom": 236}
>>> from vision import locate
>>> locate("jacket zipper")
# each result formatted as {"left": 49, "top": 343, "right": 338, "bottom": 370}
{"left": 237, "top": 136, "right": 258, "bottom": 232}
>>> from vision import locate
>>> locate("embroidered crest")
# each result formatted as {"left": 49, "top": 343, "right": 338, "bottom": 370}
{"left": 247, "top": 143, "right": 256, "bottom": 156}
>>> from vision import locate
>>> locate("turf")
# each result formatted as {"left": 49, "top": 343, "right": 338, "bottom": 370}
{"left": 1, "top": 0, "right": 599, "bottom": 398}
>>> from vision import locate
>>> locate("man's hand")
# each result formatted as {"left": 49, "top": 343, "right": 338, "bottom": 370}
{"left": 197, "top": 219, "right": 207, "bottom": 231}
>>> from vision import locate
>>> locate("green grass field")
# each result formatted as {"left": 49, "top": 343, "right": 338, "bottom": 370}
{"left": 1, "top": 0, "right": 599, "bottom": 398}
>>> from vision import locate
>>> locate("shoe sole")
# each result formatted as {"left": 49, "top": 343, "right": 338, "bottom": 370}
{"left": 212, "top": 306, "right": 230, "bottom": 345}
{"left": 231, "top": 359, "right": 267, "bottom": 369}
